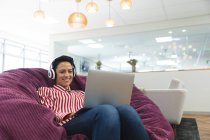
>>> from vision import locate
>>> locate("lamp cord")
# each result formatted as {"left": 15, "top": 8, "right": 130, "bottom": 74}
{"left": 38, "top": 0, "right": 41, "bottom": 10}
{"left": 108, "top": 0, "right": 111, "bottom": 18}
{"left": 75, "top": 0, "right": 81, "bottom": 12}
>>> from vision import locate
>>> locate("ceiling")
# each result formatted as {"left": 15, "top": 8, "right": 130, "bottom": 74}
{"left": 0, "top": 0, "right": 210, "bottom": 71}
{"left": 0, "top": 0, "right": 209, "bottom": 44}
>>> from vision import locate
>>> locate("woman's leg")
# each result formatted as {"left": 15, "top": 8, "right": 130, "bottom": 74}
{"left": 63, "top": 104, "right": 120, "bottom": 140}
{"left": 116, "top": 104, "right": 150, "bottom": 140}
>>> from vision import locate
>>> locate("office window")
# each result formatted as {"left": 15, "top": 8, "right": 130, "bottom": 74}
{"left": 25, "top": 48, "right": 40, "bottom": 60}
{"left": 4, "top": 55, "right": 23, "bottom": 71}
{"left": 40, "top": 52, "right": 48, "bottom": 62}
{"left": 0, "top": 38, "right": 4, "bottom": 43}
{"left": 41, "top": 62, "right": 49, "bottom": 69}
{"left": 0, "top": 38, "right": 4, "bottom": 50}
{"left": 0, "top": 41, "right": 3, "bottom": 72}
{"left": 25, "top": 59, "right": 40, "bottom": 68}
{"left": 0, "top": 40, "right": 3, "bottom": 53}
{"left": 5, "top": 41, "right": 24, "bottom": 57}
{"left": 40, "top": 52, "right": 49, "bottom": 69}
{"left": 0, "top": 54, "right": 2, "bottom": 73}
{"left": 0, "top": 38, "right": 49, "bottom": 72}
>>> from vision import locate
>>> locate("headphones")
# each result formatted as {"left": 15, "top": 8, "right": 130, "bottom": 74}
{"left": 48, "top": 64, "right": 56, "bottom": 79}
{"left": 48, "top": 56, "right": 76, "bottom": 79}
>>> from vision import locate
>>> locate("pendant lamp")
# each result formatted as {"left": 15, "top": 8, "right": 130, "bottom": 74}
{"left": 33, "top": 0, "right": 45, "bottom": 20}
{"left": 105, "top": 0, "right": 115, "bottom": 27}
{"left": 68, "top": 0, "right": 88, "bottom": 28}
{"left": 120, "top": 0, "right": 132, "bottom": 10}
{"left": 86, "top": 0, "right": 99, "bottom": 14}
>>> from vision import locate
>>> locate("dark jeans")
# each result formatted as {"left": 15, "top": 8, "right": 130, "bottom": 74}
{"left": 63, "top": 104, "right": 149, "bottom": 140}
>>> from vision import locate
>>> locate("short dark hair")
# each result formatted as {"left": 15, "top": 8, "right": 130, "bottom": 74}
{"left": 52, "top": 55, "right": 76, "bottom": 76}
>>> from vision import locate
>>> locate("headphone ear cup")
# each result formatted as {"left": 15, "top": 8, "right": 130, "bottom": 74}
{"left": 51, "top": 69, "right": 55, "bottom": 79}
{"left": 48, "top": 65, "right": 55, "bottom": 79}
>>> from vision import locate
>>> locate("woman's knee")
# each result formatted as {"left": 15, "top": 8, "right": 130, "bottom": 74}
{"left": 93, "top": 105, "right": 120, "bottom": 125}
{"left": 116, "top": 104, "right": 138, "bottom": 116}
{"left": 94, "top": 105, "right": 118, "bottom": 116}
{"left": 117, "top": 104, "right": 135, "bottom": 112}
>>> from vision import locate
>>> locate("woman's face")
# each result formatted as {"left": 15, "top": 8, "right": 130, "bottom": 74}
{"left": 55, "top": 61, "right": 74, "bottom": 89}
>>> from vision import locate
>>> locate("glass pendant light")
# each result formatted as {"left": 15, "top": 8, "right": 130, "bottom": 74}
{"left": 120, "top": 0, "right": 132, "bottom": 10}
{"left": 33, "top": 0, "right": 45, "bottom": 20}
{"left": 105, "top": 0, "right": 115, "bottom": 27}
{"left": 68, "top": 0, "right": 88, "bottom": 28}
{"left": 86, "top": 0, "right": 99, "bottom": 14}
{"left": 106, "top": 18, "right": 115, "bottom": 27}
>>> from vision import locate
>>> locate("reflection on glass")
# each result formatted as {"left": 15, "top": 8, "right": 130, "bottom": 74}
{"left": 56, "top": 23, "right": 210, "bottom": 72}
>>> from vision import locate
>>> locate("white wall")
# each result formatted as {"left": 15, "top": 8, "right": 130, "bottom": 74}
{"left": 134, "top": 69, "right": 210, "bottom": 113}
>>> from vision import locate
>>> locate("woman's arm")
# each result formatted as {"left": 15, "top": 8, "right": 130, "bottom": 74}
{"left": 37, "top": 87, "right": 54, "bottom": 109}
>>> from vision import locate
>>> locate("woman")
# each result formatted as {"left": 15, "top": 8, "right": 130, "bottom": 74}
{"left": 37, "top": 55, "right": 149, "bottom": 140}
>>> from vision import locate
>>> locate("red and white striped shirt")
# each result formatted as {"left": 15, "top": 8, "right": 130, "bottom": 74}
{"left": 37, "top": 85, "right": 84, "bottom": 125}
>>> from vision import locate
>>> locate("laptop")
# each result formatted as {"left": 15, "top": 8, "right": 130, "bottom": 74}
{"left": 84, "top": 70, "right": 135, "bottom": 107}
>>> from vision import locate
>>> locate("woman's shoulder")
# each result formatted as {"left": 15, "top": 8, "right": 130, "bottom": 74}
{"left": 37, "top": 86, "right": 54, "bottom": 91}
{"left": 71, "top": 90, "right": 85, "bottom": 94}
{"left": 37, "top": 86, "right": 58, "bottom": 96}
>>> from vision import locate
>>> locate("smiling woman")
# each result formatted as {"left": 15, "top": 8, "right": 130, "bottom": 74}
{"left": 37, "top": 55, "right": 150, "bottom": 140}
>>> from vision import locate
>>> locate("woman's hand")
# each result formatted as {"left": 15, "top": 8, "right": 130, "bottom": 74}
{"left": 63, "top": 113, "right": 75, "bottom": 120}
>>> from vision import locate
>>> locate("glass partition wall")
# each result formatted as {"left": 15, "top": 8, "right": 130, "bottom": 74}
{"left": 54, "top": 23, "right": 210, "bottom": 73}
